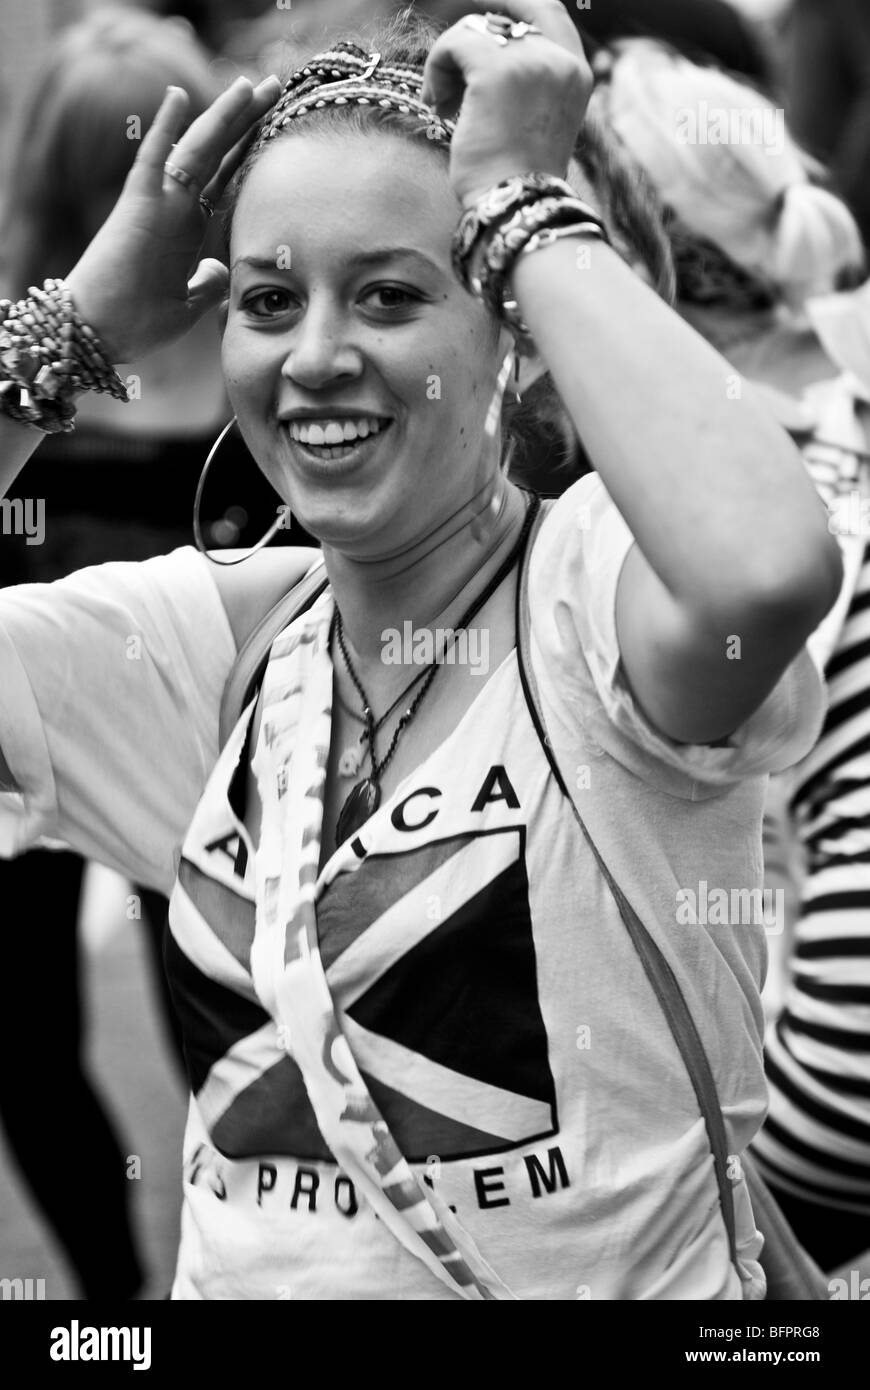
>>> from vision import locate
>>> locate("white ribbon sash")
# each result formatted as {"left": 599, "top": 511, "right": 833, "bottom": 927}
{"left": 248, "top": 595, "right": 516, "bottom": 1300}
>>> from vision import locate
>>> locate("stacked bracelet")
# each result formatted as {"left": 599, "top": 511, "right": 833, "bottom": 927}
{"left": 452, "top": 172, "right": 612, "bottom": 336}
{"left": 502, "top": 221, "right": 612, "bottom": 335}
{"left": 0, "top": 278, "right": 129, "bottom": 434}
{"left": 452, "top": 172, "right": 580, "bottom": 283}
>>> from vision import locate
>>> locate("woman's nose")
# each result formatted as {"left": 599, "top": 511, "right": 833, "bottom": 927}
{"left": 280, "top": 301, "right": 363, "bottom": 389}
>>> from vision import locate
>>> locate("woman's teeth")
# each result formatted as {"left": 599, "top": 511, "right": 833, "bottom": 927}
{"left": 288, "top": 417, "right": 388, "bottom": 447}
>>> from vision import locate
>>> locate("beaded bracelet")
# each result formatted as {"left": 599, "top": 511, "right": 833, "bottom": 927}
{"left": 473, "top": 195, "right": 607, "bottom": 303}
{"left": 474, "top": 199, "right": 610, "bottom": 334}
{"left": 452, "top": 173, "right": 612, "bottom": 334}
{"left": 0, "top": 278, "right": 129, "bottom": 434}
{"left": 452, "top": 172, "right": 581, "bottom": 288}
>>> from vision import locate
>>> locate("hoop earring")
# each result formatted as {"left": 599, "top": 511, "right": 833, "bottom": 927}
{"left": 485, "top": 352, "right": 515, "bottom": 438}
{"left": 513, "top": 346, "right": 523, "bottom": 405}
{"left": 193, "top": 416, "right": 285, "bottom": 566}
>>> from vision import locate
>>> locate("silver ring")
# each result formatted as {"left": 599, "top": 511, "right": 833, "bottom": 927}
{"left": 164, "top": 160, "right": 202, "bottom": 195}
{"left": 463, "top": 13, "right": 543, "bottom": 45}
{"left": 198, "top": 195, "right": 216, "bottom": 219}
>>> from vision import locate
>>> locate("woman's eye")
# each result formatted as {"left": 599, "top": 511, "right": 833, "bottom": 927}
{"left": 363, "top": 285, "right": 422, "bottom": 312}
{"left": 242, "top": 288, "right": 294, "bottom": 317}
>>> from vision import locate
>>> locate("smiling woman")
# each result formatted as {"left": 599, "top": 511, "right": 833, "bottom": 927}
{"left": 223, "top": 15, "right": 676, "bottom": 498}
{"left": 224, "top": 128, "right": 502, "bottom": 549}
{"left": 0, "top": 2, "right": 843, "bottom": 1301}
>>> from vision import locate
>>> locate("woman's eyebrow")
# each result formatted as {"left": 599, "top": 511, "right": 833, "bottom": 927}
{"left": 351, "top": 247, "right": 442, "bottom": 275}
{"left": 230, "top": 248, "right": 443, "bottom": 275}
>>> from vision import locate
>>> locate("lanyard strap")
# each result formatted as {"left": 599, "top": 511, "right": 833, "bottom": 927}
{"left": 514, "top": 497, "right": 740, "bottom": 1273}
{"left": 247, "top": 510, "right": 545, "bottom": 1300}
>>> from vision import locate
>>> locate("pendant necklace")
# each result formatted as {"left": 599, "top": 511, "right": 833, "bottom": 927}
{"left": 335, "top": 672, "right": 428, "bottom": 778}
{"left": 332, "top": 492, "right": 540, "bottom": 845}
{"left": 334, "top": 483, "right": 512, "bottom": 778}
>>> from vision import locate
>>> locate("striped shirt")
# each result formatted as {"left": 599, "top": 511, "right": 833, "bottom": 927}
{"left": 753, "top": 377, "right": 870, "bottom": 1212}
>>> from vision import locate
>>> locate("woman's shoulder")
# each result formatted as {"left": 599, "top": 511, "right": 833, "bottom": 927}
{"left": 209, "top": 545, "right": 323, "bottom": 650}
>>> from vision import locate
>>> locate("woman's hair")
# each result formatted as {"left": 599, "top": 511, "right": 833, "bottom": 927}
{"left": 0, "top": 8, "right": 219, "bottom": 296}
{"left": 224, "top": 6, "right": 676, "bottom": 482}
{"left": 589, "top": 37, "right": 866, "bottom": 313}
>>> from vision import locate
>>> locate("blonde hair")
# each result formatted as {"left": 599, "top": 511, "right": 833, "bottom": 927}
{"left": 590, "top": 38, "right": 865, "bottom": 311}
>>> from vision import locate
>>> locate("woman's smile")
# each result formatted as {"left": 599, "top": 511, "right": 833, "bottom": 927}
{"left": 279, "top": 409, "right": 395, "bottom": 472}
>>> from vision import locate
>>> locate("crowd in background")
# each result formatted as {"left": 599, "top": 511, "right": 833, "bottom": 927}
{"left": 1, "top": 0, "right": 869, "bottom": 1299}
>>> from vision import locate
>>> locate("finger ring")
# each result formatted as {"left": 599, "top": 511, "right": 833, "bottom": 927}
{"left": 199, "top": 195, "right": 216, "bottom": 218}
{"left": 463, "top": 13, "right": 543, "bottom": 45}
{"left": 164, "top": 161, "right": 202, "bottom": 195}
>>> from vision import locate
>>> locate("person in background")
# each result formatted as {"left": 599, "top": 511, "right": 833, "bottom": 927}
{"left": 147, "top": 0, "right": 281, "bottom": 74}
{"left": 274, "top": 0, "right": 772, "bottom": 79}
{"left": 781, "top": 0, "right": 870, "bottom": 250}
{"left": 538, "top": 0, "right": 772, "bottom": 82}
{"left": 591, "top": 34, "right": 870, "bottom": 1273}
{"left": 201, "top": 0, "right": 772, "bottom": 92}
{"left": 0, "top": 6, "right": 307, "bottom": 1299}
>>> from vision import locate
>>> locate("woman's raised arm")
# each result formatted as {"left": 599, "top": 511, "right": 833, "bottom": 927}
{"left": 512, "top": 232, "right": 842, "bottom": 744}
{"left": 426, "top": 0, "right": 842, "bottom": 746}
{"left": 0, "top": 74, "right": 282, "bottom": 791}
{"left": 0, "top": 74, "right": 281, "bottom": 501}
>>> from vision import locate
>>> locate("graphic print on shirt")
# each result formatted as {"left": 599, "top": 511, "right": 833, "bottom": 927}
{"left": 168, "top": 817, "right": 558, "bottom": 1163}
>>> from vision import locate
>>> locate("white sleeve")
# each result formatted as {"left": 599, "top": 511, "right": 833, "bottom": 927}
{"left": 528, "top": 475, "right": 826, "bottom": 801}
{"left": 0, "top": 546, "right": 236, "bottom": 893}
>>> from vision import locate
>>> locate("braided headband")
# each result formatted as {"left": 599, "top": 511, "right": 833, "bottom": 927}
{"left": 253, "top": 41, "right": 456, "bottom": 150}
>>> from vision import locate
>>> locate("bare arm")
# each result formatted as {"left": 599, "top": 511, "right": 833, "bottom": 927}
{"left": 423, "top": 0, "right": 841, "bottom": 745}
{"left": 210, "top": 548, "right": 322, "bottom": 651}
{"left": 0, "top": 75, "right": 282, "bottom": 792}
{"left": 511, "top": 235, "right": 842, "bottom": 744}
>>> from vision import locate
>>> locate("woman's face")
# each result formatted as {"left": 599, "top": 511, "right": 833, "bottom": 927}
{"left": 223, "top": 130, "right": 509, "bottom": 555}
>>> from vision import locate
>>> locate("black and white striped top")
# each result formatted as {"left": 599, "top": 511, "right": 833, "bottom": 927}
{"left": 754, "top": 415, "right": 870, "bottom": 1213}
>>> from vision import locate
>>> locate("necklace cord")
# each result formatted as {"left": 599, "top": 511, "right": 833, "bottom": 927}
{"left": 334, "top": 487, "right": 519, "bottom": 739}
{"left": 333, "top": 491, "right": 541, "bottom": 788}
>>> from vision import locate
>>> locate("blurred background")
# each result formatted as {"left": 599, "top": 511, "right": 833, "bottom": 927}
{"left": 1, "top": 0, "right": 868, "bottom": 1300}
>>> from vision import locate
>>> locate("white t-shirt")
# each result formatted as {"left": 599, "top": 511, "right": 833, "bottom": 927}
{"left": 0, "top": 476, "right": 825, "bottom": 1300}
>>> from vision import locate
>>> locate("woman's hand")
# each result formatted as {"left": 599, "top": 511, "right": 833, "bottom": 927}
{"left": 64, "top": 75, "right": 281, "bottom": 363}
{"left": 421, "top": 0, "right": 592, "bottom": 208}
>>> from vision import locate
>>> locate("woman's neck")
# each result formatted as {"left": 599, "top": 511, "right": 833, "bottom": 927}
{"left": 322, "top": 475, "right": 527, "bottom": 668}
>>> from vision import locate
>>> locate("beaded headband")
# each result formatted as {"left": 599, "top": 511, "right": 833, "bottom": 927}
{"left": 252, "top": 41, "right": 456, "bottom": 151}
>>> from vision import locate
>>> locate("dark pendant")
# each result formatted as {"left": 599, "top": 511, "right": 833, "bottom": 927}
{"left": 336, "top": 778, "right": 381, "bottom": 845}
